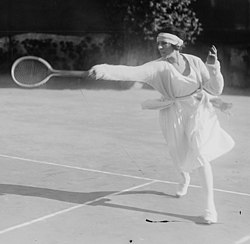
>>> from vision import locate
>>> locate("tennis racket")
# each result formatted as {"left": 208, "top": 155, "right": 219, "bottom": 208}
{"left": 11, "top": 56, "right": 89, "bottom": 88}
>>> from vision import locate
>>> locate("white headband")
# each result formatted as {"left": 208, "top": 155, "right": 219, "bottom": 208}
{"left": 157, "top": 33, "right": 183, "bottom": 46}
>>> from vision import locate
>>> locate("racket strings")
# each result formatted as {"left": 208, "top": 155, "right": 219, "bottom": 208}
{"left": 13, "top": 59, "right": 50, "bottom": 85}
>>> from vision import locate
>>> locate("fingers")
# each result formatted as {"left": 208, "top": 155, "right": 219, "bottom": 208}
{"left": 209, "top": 45, "right": 217, "bottom": 55}
{"left": 206, "top": 45, "right": 218, "bottom": 64}
{"left": 88, "top": 65, "right": 105, "bottom": 80}
{"left": 88, "top": 68, "right": 96, "bottom": 78}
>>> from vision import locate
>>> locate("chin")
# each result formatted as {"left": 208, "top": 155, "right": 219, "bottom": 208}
{"left": 160, "top": 53, "right": 168, "bottom": 58}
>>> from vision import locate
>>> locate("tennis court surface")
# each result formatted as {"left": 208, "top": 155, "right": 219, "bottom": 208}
{"left": 0, "top": 86, "right": 249, "bottom": 244}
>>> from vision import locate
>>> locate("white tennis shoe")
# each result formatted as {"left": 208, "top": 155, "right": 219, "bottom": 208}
{"left": 176, "top": 182, "right": 190, "bottom": 197}
{"left": 176, "top": 173, "right": 190, "bottom": 197}
{"left": 203, "top": 209, "right": 218, "bottom": 224}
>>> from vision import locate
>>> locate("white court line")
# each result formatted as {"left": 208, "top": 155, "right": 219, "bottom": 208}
{"left": 0, "top": 180, "right": 157, "bottom": 235}
{"left": 235, "top": 235, "right": 250, "bottom": 244}
{"left": 0, "top": 153, "right": 250, "bottom": 197}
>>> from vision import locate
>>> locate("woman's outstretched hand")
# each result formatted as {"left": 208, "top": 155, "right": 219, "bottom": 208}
{"left": 206, "top": 45, "right": 218, "bottom": 64}
{"left": 88, "top": 66, "right": 97, "bottom": 79}
{"left": 88, "top": 65, "right": 105, "bottom": 80}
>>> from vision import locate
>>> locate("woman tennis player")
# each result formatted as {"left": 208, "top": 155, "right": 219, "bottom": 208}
{"left": 89, "top": 27, "right": 234, "bottom": 224}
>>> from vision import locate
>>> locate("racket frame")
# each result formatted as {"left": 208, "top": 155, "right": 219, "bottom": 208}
{"left": 11, "top": 56, "right": 87, "bottom": 88}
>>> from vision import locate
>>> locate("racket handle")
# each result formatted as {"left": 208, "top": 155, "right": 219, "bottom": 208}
{"left": 52, "top": 69, "right": 89, "bottom": 78}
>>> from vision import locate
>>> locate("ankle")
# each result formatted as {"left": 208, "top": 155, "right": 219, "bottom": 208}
{"left": 181, "top": 172, "right": 190, "bottom": 185}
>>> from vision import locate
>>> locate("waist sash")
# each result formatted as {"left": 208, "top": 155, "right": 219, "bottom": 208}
{"left": 141, "top": 89, "right": 232, "bottom": 114}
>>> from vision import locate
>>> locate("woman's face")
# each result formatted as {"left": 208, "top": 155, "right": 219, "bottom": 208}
{"left": 157, "top": 41, "right": 175, "bottom": 58}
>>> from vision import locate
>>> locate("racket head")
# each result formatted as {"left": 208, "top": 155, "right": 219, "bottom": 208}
{"left": 11, "top": 56, "right": 53, "bottom": 88}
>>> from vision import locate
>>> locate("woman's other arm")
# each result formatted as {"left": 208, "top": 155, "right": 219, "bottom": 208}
{"left": 199, "top": 46, "right": 224, "bottom": 96}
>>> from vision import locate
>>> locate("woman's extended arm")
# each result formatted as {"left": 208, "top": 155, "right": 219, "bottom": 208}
{"left": 89, "top": 60, "right": 165, "bottom": 84}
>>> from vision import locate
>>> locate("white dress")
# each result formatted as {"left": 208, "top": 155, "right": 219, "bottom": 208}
{"left": 92, "top": 54, "right": 235, "bottom": 172}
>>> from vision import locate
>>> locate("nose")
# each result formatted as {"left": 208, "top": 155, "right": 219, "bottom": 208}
{"left": 158, "top": 44, "right": 163, "bottom": 50}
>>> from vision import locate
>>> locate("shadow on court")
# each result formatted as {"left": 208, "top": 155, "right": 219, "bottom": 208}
{"left": 90, "top": 199, "right": 205, "bottom": 225}
{"left": 0, "top": 184, "right": 206, "bottom": 225}
{"left": 0, "top": 184, "right": 174, "bottom": 204}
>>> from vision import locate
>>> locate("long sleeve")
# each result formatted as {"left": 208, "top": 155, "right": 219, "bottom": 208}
{"left": 90, "top": 60, "right": 166, "bottom": 84}
{"left": 199, "top": 59, "right": 224, "bottom": 96}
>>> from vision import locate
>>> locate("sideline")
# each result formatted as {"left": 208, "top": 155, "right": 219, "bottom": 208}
{"left": 0, "top": 153, "right": 250, "bottom": 197}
